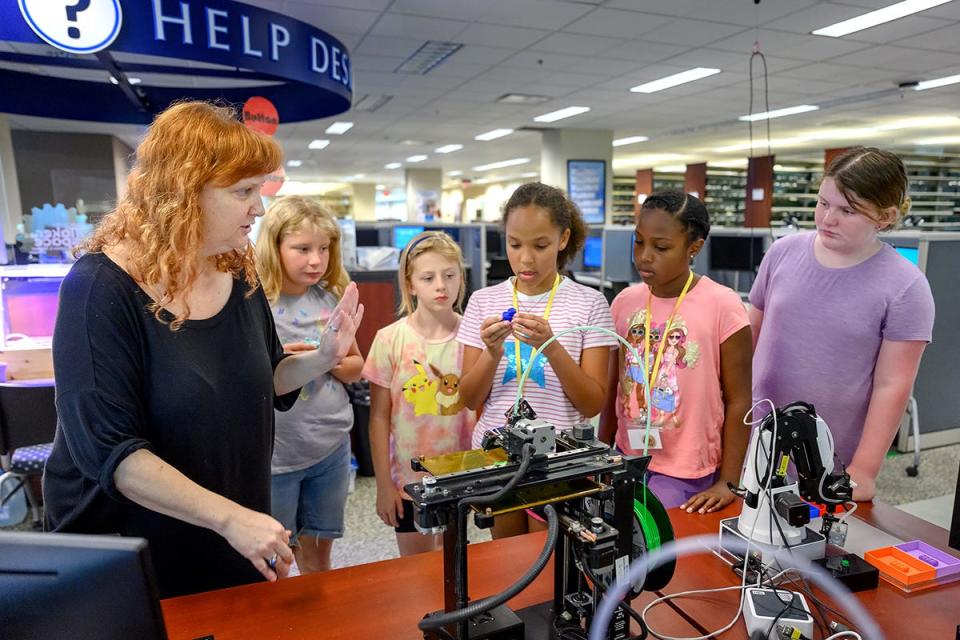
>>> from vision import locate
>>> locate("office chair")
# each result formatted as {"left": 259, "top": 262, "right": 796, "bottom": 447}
{"left": 0, "top": 383, "right": 57, "bottom": 527}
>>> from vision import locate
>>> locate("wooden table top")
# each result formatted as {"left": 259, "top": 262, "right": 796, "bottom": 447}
{"left": 161, "top": 501, "right": 960, "bottom": 640}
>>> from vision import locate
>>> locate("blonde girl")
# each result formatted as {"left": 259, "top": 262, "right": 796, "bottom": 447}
{"left": 361, "top": 231, "right": 477, "bottom": 556}
{"left": 256, "top": 195, "right": 364, "bottom": 573}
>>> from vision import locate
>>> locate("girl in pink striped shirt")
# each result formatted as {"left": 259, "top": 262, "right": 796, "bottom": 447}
{"left": 457, "top": 182, "right": 616, "bottom": 538}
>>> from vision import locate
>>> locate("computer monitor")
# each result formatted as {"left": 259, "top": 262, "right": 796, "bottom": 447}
{"left": 709, "top": 236, "right": 765, "bottom": 271}
{"left": 583, "top": 236, "right": 602, "bottom": 269}
{"left": 355, "top": 226, "right": 380, "bottom": 247}
{"left": 485, "top": 227, "right": 503, "bottom": 256}
{"left": 0, "top": 531, "right": 167, "bottom": 640}
{"left": 428, "top": 226, "right": 461, "bottom": 243}
{"left": 950, "top": 458, "right": 960, "bottom": 551}
{"left": 894, "top": 246, "right": 919, "bottom": 266}
{"left": 393, "top": 225, "right": 425, "bottom": 250}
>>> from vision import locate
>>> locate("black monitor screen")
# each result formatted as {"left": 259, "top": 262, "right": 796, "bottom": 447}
{"left": 355, "top": 227, "right": 380, "bottom": 246}
{"left": 950, "top": 458, "right": 960, "bottom": 551}
{"left": 0, "top": 531, "right": 167, "bottom": 639}
{"left": 485, "top": 228, "right": 503, "bottom": 255}
{"left": 428, "top": 226, "right": 461, "bottom": 243}
{"left": 709, "top": 236, "right": 765, "bottom": 271}
{"left": 584, "top": 236, "right": 602, "bottom": 269}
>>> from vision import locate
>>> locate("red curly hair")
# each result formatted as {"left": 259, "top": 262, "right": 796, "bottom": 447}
{"left": 81, "top": 101, "right": 282, "bottom": 330}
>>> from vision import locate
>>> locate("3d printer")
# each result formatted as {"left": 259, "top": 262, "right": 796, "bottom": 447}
{"left": 404, "top": 400, "right": 676, "bottom": 640}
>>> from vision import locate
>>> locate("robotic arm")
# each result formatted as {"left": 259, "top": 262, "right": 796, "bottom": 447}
{"left": 737, "top": 402, "right": 853, "bottom": 547}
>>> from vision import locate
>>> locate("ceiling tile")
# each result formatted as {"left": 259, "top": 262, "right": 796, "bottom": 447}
{"left": 281, "top": 4, "right": 381, "bottom": 35}
{"left": 530, "top": 32, "right": 625, "bottom": 56}
{"left": 597, "top": 39, "right": 690, "bottom": 64}
{"left": 456, "top": 23, "right": 551, "bottom": 49}
{"left": 475, "top": 0, "right": 595, "bottom": 30}
{"left": 370, "top": 13, "right": 468, "bottom": 40}
{"left": 502, "top": 51, "right": 587, "bottom": 71}
{"left": 563, "top": 9, "right": 674, "bottom": 38}
{"left": 640, "top": 18, "right": 747, "bottom": 46}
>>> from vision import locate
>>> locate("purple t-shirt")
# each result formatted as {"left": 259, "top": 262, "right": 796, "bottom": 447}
{"left": 750, "top": 232, "right": 934, "bottom": 466}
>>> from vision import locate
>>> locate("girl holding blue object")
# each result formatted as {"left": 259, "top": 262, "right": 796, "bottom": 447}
{"left": 599, "top": 191, "right": 753, "bottom": 513}
{"left": 458, "top": 182, "right": 616, "bottom": 538}
{"left": 256, "top": 196, "right": 364, "bottom": 574}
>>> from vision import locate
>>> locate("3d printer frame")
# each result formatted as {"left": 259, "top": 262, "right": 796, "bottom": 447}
{"left": 405, "top": 427, "right": 651, "bottom": 640}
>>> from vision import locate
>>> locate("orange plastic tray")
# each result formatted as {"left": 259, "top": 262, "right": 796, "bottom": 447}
{"left": 864, "top": 546, "right": 937, "bottom": 584}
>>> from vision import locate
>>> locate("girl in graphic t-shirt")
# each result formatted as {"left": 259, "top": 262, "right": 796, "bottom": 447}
{"left": 256, "top": 196, "right": 365, "bottom": 574}
{"left": 599, "top": 191, "right": 753, "bottom": 513}
{"left": 457, "top": 182, "right": 617, "bottom": 538}
{"left": 361, "top": 232, "right": 476, "bottom": 556}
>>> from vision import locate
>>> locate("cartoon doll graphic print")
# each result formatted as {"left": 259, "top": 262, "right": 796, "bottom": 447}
{"left": 620, "top": 311, "right": 700, "bottom": 429}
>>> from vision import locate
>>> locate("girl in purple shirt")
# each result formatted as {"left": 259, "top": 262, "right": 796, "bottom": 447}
{"left": 750, "top": 147, "right": 934, "bottom": 501}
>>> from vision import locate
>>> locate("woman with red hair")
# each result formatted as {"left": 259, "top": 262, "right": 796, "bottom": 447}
{"left": 42, "top": 101, "right": 363, "bottom": 597}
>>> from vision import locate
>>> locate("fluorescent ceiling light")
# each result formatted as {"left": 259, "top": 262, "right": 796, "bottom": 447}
{"left": 533, "top": 106, "right": 590, "bottom": 123}
{"left": 406, "top": 155, "right": 428, "bottom": 163}
{"left": 739, "top": 105, "right": 819, "bottom": 122}
{"left": 473, "top": 158, "right": 530, "bottom": 171}
{"left": 520, "top": 172, "right": 539, "bottom": 178}
{"left": 308, "top": 139, "right": 330, "bottom": 150}
{"left": 376, "top": 184, "right": 385, "bottom": 190}
{"left": 446, "top": 170, "right": 463, "bottom": 177}
{"left": 812, "top": 0, "right": 951, "bottom": 37}
{"left": 630, "top": 68, "right": 720, "bottom": 93}
{"left": 109, "top": 75, "right": 142, "bottom": 85}
{"left": 325, "top": 121, "right": 353, "bottom": 135}
{"left": 657, "top": 165, "right": 686, "bottom": 173}
{"left": 286, "top": 160, "right": 302, "bottom": 167}
{"left": 474, "top": 128, "right": 514, "bottom": 141}
{"left": 435, "top": 144, "right": 463, "bottom": 154}
{"left": 915, "top": 135, "right": 960, "bottom": 145}
{"left": 878, "top": 116, "right": 960, "bottom": 129}
{"left": 384, "top": 162, "right": 402, "bottom": 169}
{"left": 613, "top": 136, "right": 649, "bottom": 147}
{"left": 915, "top": 73, "right": 960, "bottom": 90}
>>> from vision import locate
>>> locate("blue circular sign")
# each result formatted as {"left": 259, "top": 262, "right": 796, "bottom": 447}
{"left": 18, "top": 0, "right": 122, "bottom": 54}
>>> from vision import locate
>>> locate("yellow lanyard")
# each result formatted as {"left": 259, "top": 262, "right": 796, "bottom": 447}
{"left": 644, "top": 271, "right": 694, "bottom": 390}
{"left": 512, "top": 273, "right": 560, "bottom": 376}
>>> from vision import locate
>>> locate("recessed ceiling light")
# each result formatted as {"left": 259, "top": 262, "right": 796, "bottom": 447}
{"left": 474, "top": 129, "right": 514, "bottom": 141}
{"left": 520, "top": 172, "right": 539, "bottom": 178}
{"left": 812, "top": 0, "right": 951, "bottom": 38}
{"left": 385, "top": 162, "right": 402, "bottom": 169}
{"left": 613, "top": 136, "right": 649, "bottom": 147}
{"left": 287, "top": 160, "right": 303, "bottom": 167}
{"left": 435, "top": 144, "right": 463, "bottom": 154}
{"left": 376, "top": 184, "right": 385, "bottom": 190}
{"left": 914, "top": 73, "right": 960, "bottom": 91}
{"left": 446, "top": 170, "right": 463, "bottom": 177}
{"left": 308, "top": 139, "right": 330, "bottom": 150}
{"left": 533, "top": 106, "right": 590, "bottom": 123}
{"left": 395, "top": 41, "right": 463, "bottom": 75}
{"left": 406, "top": 155, "right": 428, "bottom": 163}
{"left": 739, "top": 105, "right": 819, "bottom": 122}
{"left": 109, "top": 75, "right": 142, "bottom": 85}
{"left": 630, "top": 68, "right": 721, "bottom": 93}
{"left": 325, "top": 121, "right": 354, "bottom": 135}
{"left": 496, "top": 93, "right": 551, "bottom": 105}
{"left": 473, "top": 158, "right": 530, "bottom": 171}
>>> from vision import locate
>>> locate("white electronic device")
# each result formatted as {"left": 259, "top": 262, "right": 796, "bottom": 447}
{"left": 742, "top": 588, "right": 814, "bottom": 640}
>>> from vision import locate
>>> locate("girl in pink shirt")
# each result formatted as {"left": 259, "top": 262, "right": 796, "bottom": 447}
{"left": 600, "top": 191, "right": 753, "bottom": 513}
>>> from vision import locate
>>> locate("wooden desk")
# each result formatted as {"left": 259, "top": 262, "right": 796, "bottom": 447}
{"left": 659, "top": 501, "right": 960, "bottom": 638}
{"left": 161, "top": 529, "right": 689, "bottom": 639}
{"left": 161, "top": 503, "right": 960, "bottom": 639}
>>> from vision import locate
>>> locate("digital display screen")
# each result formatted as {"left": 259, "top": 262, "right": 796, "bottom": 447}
{"left": 393, "top": 225, "right": 425, "bottom": 250}
{"left": 584, "top": 236, "right": 602, "bottom": 269}
{"left": 894, "top": 246, "right": 919, "bottom": 266}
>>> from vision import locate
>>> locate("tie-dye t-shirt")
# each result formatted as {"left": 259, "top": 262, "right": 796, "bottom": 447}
{"left": 271, "top": 286, "right": 353, "bottom": 474}
{"left": 361, "top": 317, "right": 476, "bottom": 492}
{"left": 610, "top": 276, "right": 749, "bottom": 479}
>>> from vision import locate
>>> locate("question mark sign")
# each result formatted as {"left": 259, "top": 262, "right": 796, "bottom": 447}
{"left": 65, "top": 0, "right": 92, "bottom": 39}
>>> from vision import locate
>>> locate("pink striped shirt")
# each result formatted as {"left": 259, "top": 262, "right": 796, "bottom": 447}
{"left": 457, "top": 277, "right": 616, "bottom": 446}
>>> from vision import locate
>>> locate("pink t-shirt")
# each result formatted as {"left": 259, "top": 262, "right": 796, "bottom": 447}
{"left": 361, "top": 317, "right": 476, "bottom": 492}
{"left": 457, "top": 277, "right": 616, "bottom": 446}
{"left": 610, "top": 276, "right": 749, "bottom": 478}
